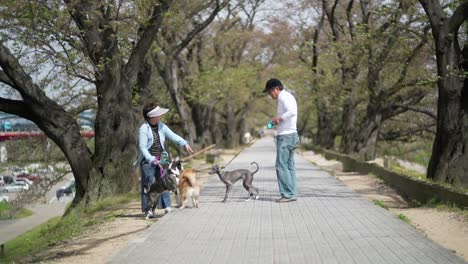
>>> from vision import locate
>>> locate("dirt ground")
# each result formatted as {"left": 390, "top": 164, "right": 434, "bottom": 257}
{"left": 26, "top": 150, "right": 236, "bottom": 264}
{"left": 26, "top": 149, "right": 468, "bottom": 263}
{"left": 300, "top": 150, "right": 468, "bottom": 262}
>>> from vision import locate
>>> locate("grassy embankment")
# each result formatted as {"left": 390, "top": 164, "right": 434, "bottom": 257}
{"left": 0, "top": 192, "right": 139, "bottom": 263}
{"left": 0, "top": 202, "right": 34, "bottom": 220}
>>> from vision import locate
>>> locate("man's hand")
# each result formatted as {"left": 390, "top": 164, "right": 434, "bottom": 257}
{"left": 185, "top": 144, "right": 194, "bottom": 153}
{"left": 272, "top": 116, "right": 283, "bottom": 125}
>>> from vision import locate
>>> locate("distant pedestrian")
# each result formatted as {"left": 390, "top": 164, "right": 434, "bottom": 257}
{"left": 263, "top": 78, "right": 299, "bottom": 203}
{"left": 56, "top": 189, "right": 62, "bottom": 201}
{"left": 134, "top": 102, "right": 193, "bottom": 219}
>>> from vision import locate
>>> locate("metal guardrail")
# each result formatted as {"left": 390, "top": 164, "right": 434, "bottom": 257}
{"left": 0, "top": 131, "right": 95, "bottom": 141}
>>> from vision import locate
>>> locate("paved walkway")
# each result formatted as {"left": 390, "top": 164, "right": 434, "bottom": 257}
{"left": 0, "top": 203, "right": 67, "bottom": 245}
{"left": 111, "top": 137, "right": 465, "bottom": 264}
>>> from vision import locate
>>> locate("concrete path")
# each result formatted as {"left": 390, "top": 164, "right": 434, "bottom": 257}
{"left": 111, "top": 137, "right": 465, "bottom": 264}
{"left": 0, "top": 175, "right": 73, "bottom": 245}
{"left": 0, "top": 202, "right": 68, "bottom": 244}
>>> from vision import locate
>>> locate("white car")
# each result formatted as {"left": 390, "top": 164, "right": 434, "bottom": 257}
{"left": 0, "top": 182, "right": 29, "bottom": 192}
{"left": 11, "top": 167, "right": 29, "bottom": 176}
{"left": 15, "top": 178, "right": 33, "bottom": 186}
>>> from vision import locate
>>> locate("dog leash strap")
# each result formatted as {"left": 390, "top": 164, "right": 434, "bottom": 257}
{"left": 223, "top": 138, "right": 256, "bottom": 168}
{"left": 155, "top": 155, "right": 166, "bottom": 178}
{"left": 195, "top": 138, "right": 255, "bottom": 172}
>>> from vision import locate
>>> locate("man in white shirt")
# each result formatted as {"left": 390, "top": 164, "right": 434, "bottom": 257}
{"left": 264, "top": 78, "right": 299, "bottom": 203}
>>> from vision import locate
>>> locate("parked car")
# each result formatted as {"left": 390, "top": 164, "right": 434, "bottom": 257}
{"left": 16, "top": 173, "right": 41, "bottom": 182}
{"left": 56, "top": 180, "right": 75, "bottom": 199}
{"left": 0, "top": 182, "right": 29, "bottom": 192}
{"left": 11, "top": 167, "right": 28, "bottom": 176}
{"left": 15, "top": 178, "right": 34, "bottom": 186}
{"left": 0, "top": 175, "right": 14, "bottom": 185}
{"left": 37, "top": 166, "right": 54, "bottom": 174}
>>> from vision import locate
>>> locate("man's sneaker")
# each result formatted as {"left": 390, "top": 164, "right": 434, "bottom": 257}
{"left": 164, "top": 207, "right": 172, "bottom": 214}
{"left": 276, "top": 197, "right": 297, "bottom": 203}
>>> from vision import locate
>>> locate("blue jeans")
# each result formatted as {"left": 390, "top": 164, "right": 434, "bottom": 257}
{"left": 140, "top": 162, "right": 172, "bottom": 213}
{"left": 275, "top": 133, "right": 299, "bottom": 198}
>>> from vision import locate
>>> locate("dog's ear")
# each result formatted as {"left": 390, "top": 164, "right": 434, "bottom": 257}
{"left": 175, "top": 161, "right": 183, "bottom": 170}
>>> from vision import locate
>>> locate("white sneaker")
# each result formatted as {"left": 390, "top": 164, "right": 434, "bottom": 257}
{"left": 164, "top": 207, "right": 172, "bottom": 214}
{"left": 145, "top": 210, "right": 154, "bottom": 219}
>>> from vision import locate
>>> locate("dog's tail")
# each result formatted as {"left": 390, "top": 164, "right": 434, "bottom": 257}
{"left": 181, "top": 168, "right": 197, "bottom": 187}
{"left": 250, "top": 162, "right": 259, "bottom": 174}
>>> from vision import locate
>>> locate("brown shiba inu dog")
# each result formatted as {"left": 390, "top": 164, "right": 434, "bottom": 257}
{"left": 178, "top": 168, "right": 200, "bottom": 209}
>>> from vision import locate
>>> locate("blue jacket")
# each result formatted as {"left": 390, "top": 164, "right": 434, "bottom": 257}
{"left": 134, "top": 121, "right": 187, "bottom": 166}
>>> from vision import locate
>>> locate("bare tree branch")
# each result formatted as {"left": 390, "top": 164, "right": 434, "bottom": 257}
{"left": 393, "top": 104, "right": 437, "bottom": 119}
{"left": 0, "top": 70, "right": 15, "bottom": 87}
{"left": 0, "top": 97, "right": 31, "bottom": 119}
{"left": 169, "top": 0, "right": 228, "bottom": 58}
{"left": 380, "top": 123, "right": 436, "bottom": 141}
{"left": 448, "top": 1, "right": 468, "bottom": 34}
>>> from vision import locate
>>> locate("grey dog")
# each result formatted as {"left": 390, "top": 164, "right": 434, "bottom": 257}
{"left": 208, "top": 162, "right": 260, "bottom": 202}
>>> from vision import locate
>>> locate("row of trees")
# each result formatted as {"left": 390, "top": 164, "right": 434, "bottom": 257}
{"left": 0, "top": 0, "right": 466, "bottom": 212}
{"left": 274, "top": 0, "right": 467, "bottom": 188}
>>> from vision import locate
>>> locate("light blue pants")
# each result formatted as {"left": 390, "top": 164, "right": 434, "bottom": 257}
{"left": 140, "top": 161, "right": 172, "bottom": 213}
{"left": 275, "top": 133, "right": 299, "bottom": 198}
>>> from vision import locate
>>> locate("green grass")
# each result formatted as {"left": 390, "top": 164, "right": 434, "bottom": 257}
{"left": 398, "top": 213, "right": 411, "bottom": 224}
{"left": 388, "top": 163, "right": 468, "bottom": 194}
{"left": 373, "top": 200, "right": 388, "bottom": 210}
{"left": 86, "top": 192, "right": 139, "bottom": 214}
{"left": 420, "top": 198, "right": 468, "bottom": 221}
{"left": 0, "top": 201, "right": 34, "bottom": 220}
{"left": 389, "top": 163, "right": 426, "bottom": 180}
{"left": 413, "top": 151, "right": 431, "bottom": 168}
{"left": 0, "top": 192, "right": 139, "bottom": 263}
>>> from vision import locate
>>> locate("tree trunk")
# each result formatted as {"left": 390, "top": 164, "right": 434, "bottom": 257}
{"left": 340, "top": 95, "right": 357, "bottom": 153}
{"left": 314, "top": 98, "right": 339, "bottom": 149}
{"left": 355, "top": 104, "right": 382, "bottom": 161}
{"left": 90, "top": 66, "right": 138, "bottom": 201}
{"left": 193, "top": 102, "right": 221, "bottom": 146}
{"left": 152, "top": 1, "right": 225, "bottom": 146}
{"left": 419, "top": 0, "right": 468, "bottom": 187}
{"left": 165, "top": 61, "right": 197, "bottom": 144}
{"left": 322, "top": 0, "right": 360, "bottom": 154}
{"left": 225, "top": 99, "right": 237, "bottom": 149}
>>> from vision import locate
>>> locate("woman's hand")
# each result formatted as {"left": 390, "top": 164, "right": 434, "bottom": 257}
{"left": 152, "top": 159, "right": 159, "bottom": 167}
{"left": 184, "top": 144, "right": 194, "bottom": 153}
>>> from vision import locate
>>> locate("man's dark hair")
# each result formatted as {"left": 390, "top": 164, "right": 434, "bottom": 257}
{"left": 142, "top": 102, "right": 157, "bottom": 120}
{"left": 263, "top": 78, "right": 283, "bottom": 93}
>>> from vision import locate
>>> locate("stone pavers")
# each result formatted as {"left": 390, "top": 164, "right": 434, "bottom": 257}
{"left": 110, "top": 137, "right": 465, "bottom": 264}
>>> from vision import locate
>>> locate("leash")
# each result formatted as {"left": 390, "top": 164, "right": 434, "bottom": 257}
{"left": 191, "top": 138, "right": 256, "bottom": 172}
{"left": 223, "top": 137, "right": 256, "bottom": 168}
{"left": 181, "top": 144, "right": 216, "bottom": 162}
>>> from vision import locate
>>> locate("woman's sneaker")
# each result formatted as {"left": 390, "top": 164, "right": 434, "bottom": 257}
{"left": 145, "top": 210, "right": 154, "bottom": 219}
{"left": 164, "top": 207, "right": 172, "bottom": 214}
